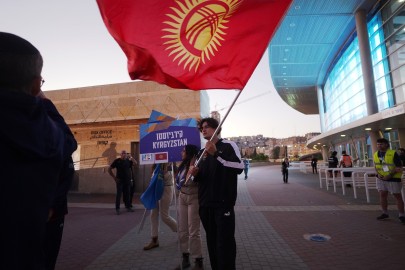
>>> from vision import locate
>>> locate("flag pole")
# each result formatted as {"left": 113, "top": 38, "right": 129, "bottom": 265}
{"left": 138, "top": 209, "right": 149, "bottom": 234}
{"left": 185, "top": 90, "right": 243, "bottom": 184}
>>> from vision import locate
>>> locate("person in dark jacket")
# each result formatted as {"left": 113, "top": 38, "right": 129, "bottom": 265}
{"left": 108, "top": 150, "right": 136, "bottom": 214}
{"left": 0, "top": 32, "right": 77, "bottom": 270}
{"left": 281, "top": 158, "right": 290, "bottom": 183}
{"left": 44, "top": 156, "right": 76, "bottom": 270}
{"left": 328, "top": 151, "right": 339, "bottom": 177}
{"left": 311, "top": 155, "right": 318, "bottom": 174}
{"left": 398, "top": 148, "right": 405, "bottom": 166}
{"left": 191, "top": 117, "right": 244, "bottom": 270}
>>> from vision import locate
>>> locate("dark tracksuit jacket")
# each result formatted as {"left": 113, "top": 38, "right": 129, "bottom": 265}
{"left": 195, "top": 138, "right": 243, "bottom": 270}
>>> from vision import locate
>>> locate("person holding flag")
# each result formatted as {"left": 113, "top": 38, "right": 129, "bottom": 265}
{"left": 142, "top": 163, "right": 178, "bottom": 250}
{"left": 175, "top": 144, "right": 203, "bottom": 270}
{"left": 190, "top": 117, "right": 244, "bottom": 270}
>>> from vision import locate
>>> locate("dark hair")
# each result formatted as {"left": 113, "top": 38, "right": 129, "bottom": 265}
{"left": 332, "top": 151, "right": 337, "bottom": 156}
{"left": 0, "top": 32, "right": 43, "bottom": 92}
{"left": 376, "top": 138, "right": 389, "bottom": 145}
{"left": 342, "top": 151, "right": 347, "bottom": 155}
{"left": 198, "top": 117, "right": 221, "bottom": 134}
{"left": 184, "top": 144, "right": 199, "bottom": 160}
{"left": 178, "top": 144, "right": 199, "bottom": 173}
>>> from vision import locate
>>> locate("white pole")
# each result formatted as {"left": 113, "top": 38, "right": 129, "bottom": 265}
{"left": 185, "top": 90, "right": 243, "bottom": 184}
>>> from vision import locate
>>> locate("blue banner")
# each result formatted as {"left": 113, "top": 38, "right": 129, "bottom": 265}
{"left": 139, "top": 112, "right": 201, "bottom": 164}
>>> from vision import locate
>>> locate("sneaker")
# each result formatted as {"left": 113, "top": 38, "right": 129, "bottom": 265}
{"left": 376, "top": 213, "right": 389, "bottom": 220}
{"left": 126, "top": 208, "right": 134, "bottom": 212}
{"left": 116, "top": 209, "right": 120, "bottom": 215}
{"left": 399, "top": 216, "right": 405, "bottom": 224}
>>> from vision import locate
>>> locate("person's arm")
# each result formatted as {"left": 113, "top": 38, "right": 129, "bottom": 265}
{"left": 108, "top": 164, "right": 118, "bottom": 182}
{"left": 393, "top": 153, "right": 403, "bottom": 174}
{"left": 210, "top": 141, "right": 244, "bottom": 172}
{"left": 128, "top": 154, "right": 137, "bottom": 166}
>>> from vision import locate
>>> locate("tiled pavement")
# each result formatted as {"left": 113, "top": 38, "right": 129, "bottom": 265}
{"left": 57, "top": 165, "right": 405, "bottom": 270}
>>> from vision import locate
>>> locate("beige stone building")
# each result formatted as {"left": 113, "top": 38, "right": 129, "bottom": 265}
{"left": 46, "top": 81, "right": 209, "bottom": 194}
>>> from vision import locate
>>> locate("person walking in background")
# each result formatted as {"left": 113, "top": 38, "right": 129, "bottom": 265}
{"left": 243, "top": 156, "right": 250, "bottom": 180}
{"left": 311, "top": 155, "right": 318, "bottom": 174}
{"left": 398, "top": 148, "right": 405, "bottom": 166}
{"left": 144, "top": 163, "right": 178, "bottom": 250}
{"left": 175, "top": 145, "right": 203, "bottom": 270}
{"left": 281, "top": 158, "right": 290, "bottom": 183}
{"left": 339, "top": 150, "right": 355, "bottom": 186}
{"left": 373, "top": 138, "right": 405, "bottom": 224}
{"left": 108, "top": 150, "right": 136, "bottom": 214}
{"left": 328, "top": 151, "right": 339, "bottom": 178}
{"left": 0, "top": 32, "right": 77, "bottom": 270}
{"left": 190, "top": 117, "right": 243, "bottom": 270}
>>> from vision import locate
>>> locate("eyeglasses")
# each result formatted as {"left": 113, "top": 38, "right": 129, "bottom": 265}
{"left": 40, "top": 79, "right": 45, "bottom": 87}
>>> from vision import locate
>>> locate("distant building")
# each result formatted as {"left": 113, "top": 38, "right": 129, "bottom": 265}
{"left": 210, "top": 110, "right": 221, "bottom": 123}
{"left": 270, "top": 0, "right": 405, "bottom": 164}
{"left": 224, "top": 133, "right": 319, "bottom": 160}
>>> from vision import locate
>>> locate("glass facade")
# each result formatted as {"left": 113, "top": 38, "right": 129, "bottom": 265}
{"left": 321, "top": 0, "right": 405, "bottom": 132}
{"left": 323, "top": 37, "right": 366, "bottom": 131}
{"left": 382, "top": 1, "right": 405, "bottom": 104}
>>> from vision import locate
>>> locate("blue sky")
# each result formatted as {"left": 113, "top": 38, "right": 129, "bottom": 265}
{"left": 0, "top": 0, "right": 320, "bottom": 138}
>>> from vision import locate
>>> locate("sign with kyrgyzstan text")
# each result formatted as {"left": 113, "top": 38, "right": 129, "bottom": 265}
{"left": 139, "top": 111, "right": 200, "bottom": 164}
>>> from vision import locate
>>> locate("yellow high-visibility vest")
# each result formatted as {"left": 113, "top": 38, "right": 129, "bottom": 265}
{"left": 373, "top": 149, "right": 402, "bottom": 178}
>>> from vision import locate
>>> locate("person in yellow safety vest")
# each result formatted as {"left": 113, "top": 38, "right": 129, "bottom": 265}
{"left": 373, "top": 138, "right": 404, "bottom": 224}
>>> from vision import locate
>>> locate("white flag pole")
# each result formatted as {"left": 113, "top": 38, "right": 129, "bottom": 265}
{"left": 185, "top": 90, "right": 243, "bottom": 184}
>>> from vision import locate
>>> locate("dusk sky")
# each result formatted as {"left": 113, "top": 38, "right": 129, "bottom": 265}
{"left": 1, "top": 0, "right": 321, "bottom": 138}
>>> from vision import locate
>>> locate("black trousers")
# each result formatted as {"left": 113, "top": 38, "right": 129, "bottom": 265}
{"left": 44, "top": 216, "right": 65, "bottom": 270}
{"left": 116, "top": 180, "right": 131, "bottom": 209}
{"left": 312, "top": 165, "right": 317, "bottom": 174}
{"left": 199, "top": 206, "right": 236, "bottom": 270}
{"left": 282, "top": 170, "right": 288, "bottom": 183}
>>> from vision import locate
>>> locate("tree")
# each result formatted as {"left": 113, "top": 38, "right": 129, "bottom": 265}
{"left": 252, "top": 147, "right": 257, "bottom": 157}
{"left": 252, "top": 153, "right": 269, "bottom": 161}
{"left": 271, "top": 146, "right": 280, "bottom": 160}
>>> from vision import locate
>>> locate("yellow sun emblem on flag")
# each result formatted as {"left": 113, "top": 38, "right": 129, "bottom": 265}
{"left": 162, "top": 0, "right": 242, "bottom": 72}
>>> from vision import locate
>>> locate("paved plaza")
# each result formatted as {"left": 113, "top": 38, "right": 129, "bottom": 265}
{"left": 57, "top": 165, "right": 405, "bottom": 270}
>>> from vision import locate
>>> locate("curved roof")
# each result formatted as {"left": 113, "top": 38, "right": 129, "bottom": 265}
{"left": 268, "top": 0, "right": 376, "bottom": 115}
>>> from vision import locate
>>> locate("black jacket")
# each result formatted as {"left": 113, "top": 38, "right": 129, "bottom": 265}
{"left": 195, "top": 139, "right": 243, "bottom": 208}
{"left": 0, "top": 89, "right": 77, "bottom": 269}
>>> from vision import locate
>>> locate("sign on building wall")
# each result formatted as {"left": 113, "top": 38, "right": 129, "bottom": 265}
{"left": 139, "top": 110, "right": 201, "bottom": 164}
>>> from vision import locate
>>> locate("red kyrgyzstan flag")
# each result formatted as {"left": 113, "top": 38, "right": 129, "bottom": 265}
{"left": 97, "top": 0, "right": 292, "bottom": 90}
